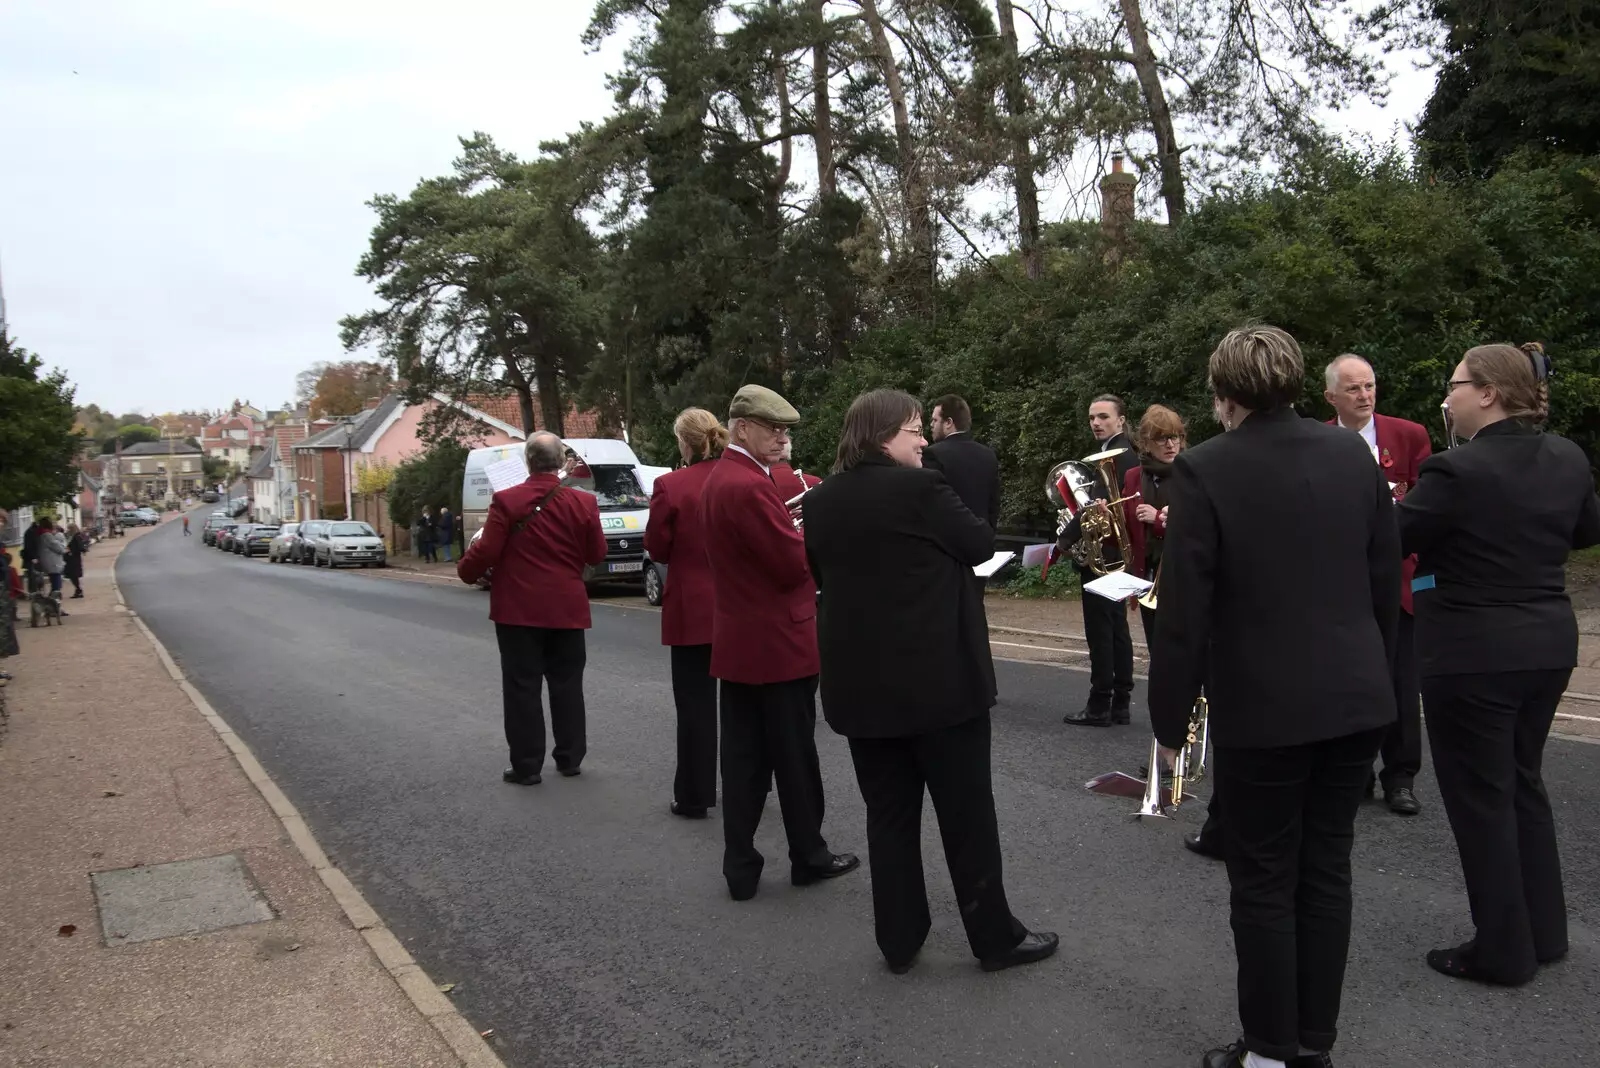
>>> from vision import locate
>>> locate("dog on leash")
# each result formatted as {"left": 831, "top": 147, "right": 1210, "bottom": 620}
{"left": 26, "top": 569, "right": 63, "bottom": 628}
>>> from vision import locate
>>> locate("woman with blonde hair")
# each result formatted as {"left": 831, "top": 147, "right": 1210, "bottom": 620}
{"left": 1400, "top": 343, "right": 1598, "bottom": 985}
{"left": 645, "top": 408, "right": 730, "bottom": 818}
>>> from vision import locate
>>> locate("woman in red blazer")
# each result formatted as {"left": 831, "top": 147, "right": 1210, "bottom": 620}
{"left": 644, "top": 408, "right": 729, "bottom": 818}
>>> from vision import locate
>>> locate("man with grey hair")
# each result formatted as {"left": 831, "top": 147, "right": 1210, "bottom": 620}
{"left": 1324, "top": 353, "right": 1432, "bottom": 817}
{"left": 459, "top": 431, "right": 607, "bottom": 785}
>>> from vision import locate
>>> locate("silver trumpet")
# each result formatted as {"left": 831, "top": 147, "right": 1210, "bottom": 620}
{"left": 1441, "top": 400, "right": 1461, "bottom": 449}
{"left": 785, "top": 468, "right": 812, "bottom": 529}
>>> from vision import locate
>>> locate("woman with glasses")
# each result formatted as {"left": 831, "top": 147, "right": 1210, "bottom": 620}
{"left": 1123, "top": 405, "right": 1184, "bottom": 642}
{"left": 1399, "top": 343, "right": 1599, "bottom": 985}
{"left": 803, "top": 389, "right": 1058, "bottom": 976}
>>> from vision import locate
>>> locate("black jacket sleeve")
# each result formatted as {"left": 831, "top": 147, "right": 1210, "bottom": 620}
{"left": 1397, "top": 454, "right": 1460, "bottom": 558}
{"left": 1368, "top": 464, "right": 1403, "bottom": 673}
{"left": 922, "top": 471, "right": 995, "bottom": 566}
{"left": 1147, "top": 455, "right": 1213, "bottom": 749}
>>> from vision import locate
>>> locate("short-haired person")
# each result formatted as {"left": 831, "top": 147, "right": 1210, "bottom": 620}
{"left": 803, "top": 389, "right": 1057, "bottom": 975}
{"left": 701, "top": 384, "right": 857, "bottom": 901}
{"left": 1325, "top": 353, "right": 1432, "bottom": 817}
{"left": 1151, "top": 326, "right": 1400, "bottom": 1068}
{"left": 1400, "top": 343, "right": 1599, "bottom": 985}
{"left": 644, "top": 408, "right": 728, "bottom": 819}
{"left": 923, "top": 394, "right": 1001, "bottom": 533}
{"left": 458, "top": 431, "right": 608, "bottom": 785}
{"left": 1059, "top": 394, "right": 1139, "bottom": 727}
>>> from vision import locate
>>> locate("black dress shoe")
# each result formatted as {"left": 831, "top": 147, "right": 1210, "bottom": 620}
{"left": 1385, "top": 786, "right": 1421, "bottom": 815}
{"left": 1062, "top": 706, "right": 1112, "bottom": 727}
{"left": 1184, "top": 832, "right": 1224, "bottom": 861}
{"left": 1426, "top": 941, "right": 1532, "bottom": 985}
{"left": 1200, "top": 1040, "right": 1246, "bottom": 1068}
{"left": 670, "top": 801, "right": 708, "bottom": 819}
{"left": 886, "top": 952, "right": 918, "bottom": 975}
{"left": 502, "top": 768, "right": 542, "bottom": 786}
{"left": 979, "top": 930, "right": 1059, "bottom": 972}
{"left": 556, "top": 766, "right": 582, "bottom": 777}
{"left": 791, "top": 852, "right": 860, "bottom": 886}
{"left": 1111, "top": 704, "right": 1131, "bottom": 725}
{"left": 1289, "top": 1052, "right": 1334, "bottom": 1067}
{"left": 727, "top": 878, "right": 759, "bottom": 902}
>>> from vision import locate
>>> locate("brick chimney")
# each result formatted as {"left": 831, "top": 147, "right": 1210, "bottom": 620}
{"left": 1100, "top": 152, "right": 1137, "bottom": 243}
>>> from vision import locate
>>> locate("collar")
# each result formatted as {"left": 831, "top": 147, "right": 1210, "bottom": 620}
{"left": 1470, "top": 417, "right": 1538, "bottom": 441}
{"left": 939, "top": 431, "right": 967, "bottom": 441}
{"left": 1337, "top": 414, "right": 1376, "bottom": 435}
{"left": 1235, "top": 406, "right": 1301, "bottom": 430}
{"left": 725, "top": 444, "right": 771, "bottom": 475}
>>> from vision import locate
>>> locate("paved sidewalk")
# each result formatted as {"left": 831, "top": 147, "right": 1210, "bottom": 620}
{"left": 0, "top": 527, "right": 493, "bottom": 1067}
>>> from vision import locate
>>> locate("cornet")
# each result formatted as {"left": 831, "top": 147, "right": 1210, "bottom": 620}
{"left": 1133, "top": 696, "right": 1210, "bottom": 819}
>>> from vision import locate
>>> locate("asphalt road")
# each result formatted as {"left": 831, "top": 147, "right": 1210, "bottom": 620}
{"left": 119, "top": 516, "right": 1599, "bottom": 1068}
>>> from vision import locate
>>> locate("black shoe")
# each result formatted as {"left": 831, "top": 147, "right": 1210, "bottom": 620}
{"left": 727, "top": 878, "right": 759, "bottom": 902}
{"left": 1111, "top": 703, "right": 1131, "bottom": 725}
{"left": 1184, "top": 832, "right": 1224, "bottom": 861}
{"left": 502, "top": 768, "right": 542, "bottom": 786}
{"left": 791, "top": 852, "right": 860, "bottom": 886}
{"left": 1426, "top": 941, "right": 1532, "bottom": 985}
{"left": 1200, "top": 1040, "right": 1246, "bottom": 1068}
{"left": 71, "top": 591, "right": 83, "bottom": 599}
{"left": 887, "top": 953, "right": 917, "bottom": 975}
{"left": 556, "top": 766, "right": 582, "bottom": 777}
{"left": 1289, "top": 1052, "right": 1334, "bottom": 1068}
{"left": 1364, "top": 772, "right": 1377, "bottom": 799}
{"left": 670, "top": 801, "right": 708, "bottom": 819}
{"left": 979, "top": 930, "right": 1059, "bottom": 973}
{"left": 1063, "top": 706, "right": 1112, "bottom": 727}
{"left": 1385, "top": 786, "right": 1421, "bottom": 816}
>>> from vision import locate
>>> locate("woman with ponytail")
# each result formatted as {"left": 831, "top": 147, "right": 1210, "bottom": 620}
{"left": 645, "top": 408, "right": 730, "bottom": 818}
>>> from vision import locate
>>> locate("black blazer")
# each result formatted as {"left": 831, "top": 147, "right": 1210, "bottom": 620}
{"left": 1056, "top": 430, "right": 1140, "bottom": 567}
{"left": 923, "top": 432, "right": 1001, "bottom": 531}
{"left": 804, "top": 453, "right": 997, "bottom": 738}
{"left": 1398, "top": 418, "right": 1600, "bottom": 677}
{"left": 1149, "top": 407, "right": 1401, "bottom": 750}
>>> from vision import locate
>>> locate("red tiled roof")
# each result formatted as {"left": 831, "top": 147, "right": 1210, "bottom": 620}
{"left": 457, "top": 394, "right": 607, "bottom": 438}
{"left": 273, "top": 425, "right": 309, "bottom": 461}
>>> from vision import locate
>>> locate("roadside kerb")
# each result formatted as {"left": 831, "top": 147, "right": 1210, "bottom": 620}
{"left": 112, "top": 547, "right": 506, "bottom": 1068}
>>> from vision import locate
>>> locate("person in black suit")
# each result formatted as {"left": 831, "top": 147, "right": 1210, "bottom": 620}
{"left": 1150, "top": 326, "right": 1400, "bottom": 1068}
{"left": 923, "top": 394, "right": 1001, "bottom": 532}
{"left": 804, "top": 389, "right": 1058, "bottom": 976}
{"left": 1399, "top": 342, "right": 1599, "bottom": 986}
{"left": 1060, "top": 394, "right": 1140, "bottom": 726}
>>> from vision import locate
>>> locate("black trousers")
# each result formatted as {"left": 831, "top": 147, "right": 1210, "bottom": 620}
{"left": 1422, "top": 669, "right": 1569, "bottom": 982}
{"left": 1079, "top": 569, "right": 1133, "bottom": 709}
{"left": 670, "top": 644, "right": 718, "bottom": 810}
{"left": 1215, "top": 727, "right": 1385, "bottom": 1061}
{"left": 494, "top": 624, "right": 587, "bottom": 774}
{"left": 1376, "top": 611, "right": 1422, "bottom": 791}
{"left": 848, "top": 714, "right": 1026, "bottom": 964}
{"left": 720, "top": 676, "right": 828, "bottom": 888}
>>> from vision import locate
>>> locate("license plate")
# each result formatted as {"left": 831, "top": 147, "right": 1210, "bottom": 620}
{"left": 350, "top": 552, "right": 372, "bottom": 558}
{"left": 607, "top": 561, "right": 643, "bottom": 574}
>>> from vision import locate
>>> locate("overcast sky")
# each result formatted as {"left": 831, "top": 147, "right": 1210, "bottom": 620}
{"left": 0, "top": 2, "right": 1433, "bottom": 417}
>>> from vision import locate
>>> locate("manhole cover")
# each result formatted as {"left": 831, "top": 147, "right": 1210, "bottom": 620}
{"left": 91, "top": 853, "right": 274, "bottom": 946}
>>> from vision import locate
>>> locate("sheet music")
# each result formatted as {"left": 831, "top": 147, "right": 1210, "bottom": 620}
{"left": 973, "top": 551, "right": 1015, "bottom": 578}
{"left": 1020, "top": 543, "right": 1053, "bottom": 567}
{"left": 485, "top": 457, "right": 529, "bottom": 494}
{"left": 1083, "top": 571, "right": 1154, "bottom": 602}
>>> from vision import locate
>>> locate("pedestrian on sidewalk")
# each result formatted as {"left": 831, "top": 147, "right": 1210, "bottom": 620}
{"left": 0, "top": 509, "right": 20, "bottom": 666}
{"left": 36, "top": 519, "right": 68, "bottom": 613}
{"left": 437, "top": 505, "right": 455, "bottom": 563}
{"left": 22, "top": 516, "right": 41, "bottom": 572}
{"left": 183, "top": 514, "right": 191, "bottom": 536}
{"left": 458, "top": 432, "right": 607, "bottom": 785}
{"left": 63, "top": 523, "right": 88, "bottom": 599}
{"left": 417, "top": 507, "right": 436, "bottom": 564}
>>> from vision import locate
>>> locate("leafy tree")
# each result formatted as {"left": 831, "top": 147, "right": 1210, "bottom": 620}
{"left": 0, "top": 333, "right": 83, "bottom": 508}
{"left": 98, "top": 424, "right": 161, "bottom": 453}
{"left": 202, "top": 455, "right": 230, "bottom": 484}
{"left": 309, "top": 360, "right": 392, "bottom": 418}
{"left": 389, "top": 441, "right": 470, "bottom": 527}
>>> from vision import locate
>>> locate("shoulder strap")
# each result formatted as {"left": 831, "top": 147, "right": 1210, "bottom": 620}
{"left": 508, "top": 484, "right": 565, "bottom": 539}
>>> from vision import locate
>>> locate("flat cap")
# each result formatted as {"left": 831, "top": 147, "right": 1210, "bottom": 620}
{"left": 728, "top": 384, "right": 800, "bottom": 425}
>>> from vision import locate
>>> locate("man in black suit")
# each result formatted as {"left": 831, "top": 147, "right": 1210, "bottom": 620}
{"left": 1151, "top": 326, "right": 1399, "bottom": 1068}
{"left": 1061, "top": 394, "right": 1139, "bottom": 727}
{"left": 805, "top": 388, "right": 1057, "bottom": 975}
{"left": 923, "top": 394, "right": 1000, "bottom": 531}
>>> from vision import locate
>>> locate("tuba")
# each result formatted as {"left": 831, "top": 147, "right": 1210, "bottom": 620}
{"left": 1045, "top": 448, "right": 1138, "bottom": 576}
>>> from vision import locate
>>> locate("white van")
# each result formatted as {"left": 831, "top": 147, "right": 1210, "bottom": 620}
{"left": 462, "top": 438, "right": 657, "bottom": 586}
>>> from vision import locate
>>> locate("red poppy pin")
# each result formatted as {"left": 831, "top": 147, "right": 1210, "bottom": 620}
{"left": 1391, "top": 481, "right": 1408, "bottom": 501}
{"left": 1380, "top": 447, "right": 1394, "bottom": 469}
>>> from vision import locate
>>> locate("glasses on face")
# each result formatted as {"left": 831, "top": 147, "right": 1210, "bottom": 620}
{"left": 899, "top": 424, "right": 926, "bottom": 438}
{"left": 1447, "top": 378, "right": 1477, "bottom": 392}
{"left": 1154, "top": 435, "right": 1182, "bottom": 446}
{"left": 746, "top": 418, "right": 792, "bottom": 439}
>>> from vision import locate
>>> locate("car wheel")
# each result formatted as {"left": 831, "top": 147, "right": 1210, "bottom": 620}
{"left": 643, "top": 564, "right": 664, "bottom": 606}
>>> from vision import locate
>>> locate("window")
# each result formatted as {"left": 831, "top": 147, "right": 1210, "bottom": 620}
{"left": 567, "top": 465, "right": 650, "bottom": 511}
{"left": 130, "top": 461, "right": 142, "bottom": 474}
{"left": 329, "top": 522, "right": 376, "bottom": 537}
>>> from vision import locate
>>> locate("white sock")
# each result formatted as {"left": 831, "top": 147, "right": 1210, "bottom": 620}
{"left": 1243, "top": 1054, "right": 1286, "bottom": 1068}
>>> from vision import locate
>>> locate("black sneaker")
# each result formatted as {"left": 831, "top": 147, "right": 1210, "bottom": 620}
{"left": 502, "top": 768, "right": 541, "bottom": 786}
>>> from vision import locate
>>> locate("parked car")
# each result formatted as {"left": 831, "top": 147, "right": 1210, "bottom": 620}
{"left": 315, "top": 521, "right": 387, "bottom": 568}
{"left": 134, "top": 507, "right": 161, "bottom": 525}
{"left": 295, "top": 520, "right": 329, "bottom": 564}
{"left": 268, "top": 523, "right": 301, "bottom": 562}
{"left": 202, "top": 517, "right": 236, "bottom": 546}
{"left": 218, "top": 524, "right": 248, "bottom": 552}
{"left": 201, "top": 491, "right": 220, "bottom": 503}
{"left": 239, "top": 525, "right": 278, "bottom": 557}
{"left": 119, "top": 511, "right": 144, "bottom": 528}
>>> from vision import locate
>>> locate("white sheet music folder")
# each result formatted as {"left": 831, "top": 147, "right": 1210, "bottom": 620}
{"left": 485, "top": 457, "right": 529, "bottom": 494}
{"left": 973, "top": 552, "right": 1015, "bottom": 578}
{"left": 1083, "top": 571, "right": 1154, "bottom": 602}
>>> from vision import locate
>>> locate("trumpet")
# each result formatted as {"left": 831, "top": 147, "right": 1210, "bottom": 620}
{"left": 1133, "top": 695, "right": 1210, "bottom": 819}
{"left": 1441, "top": 400, "right": 1461, "bottom": 449}
{"left": 1137, "top": 556, "right": 1160, "bottom": 611}
{"left": 784, "top": 468, "right": 812, "bottom": 529}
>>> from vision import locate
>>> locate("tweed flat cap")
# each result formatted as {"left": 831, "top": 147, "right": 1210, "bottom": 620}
{"left": 728, "top": 384, "right": 800, "bottom": 425}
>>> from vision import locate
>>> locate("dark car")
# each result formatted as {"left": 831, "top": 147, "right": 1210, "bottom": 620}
{"left": 239, "top": 525, "right": 278, "bottom": 558}
{"left": 201, "top": 491, "right": 220, "bottom": 503}
{"left": 294, "top": 520, "right": 328, "bottom": 564}
{"left": 219, "top": 524, "right": 248, "bottom": 552}
{"left": 202, "top": 517, "right": 237, "bottom": 546}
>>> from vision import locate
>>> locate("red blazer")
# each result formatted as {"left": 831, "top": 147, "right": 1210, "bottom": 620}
{"left": 645, "top": 459, "right": 719, "bottom": 646}
{"left": 1121, "top": 465, "right": 1167, "bottom": 580}
{"left": 701, "top": 450, "right": 819, "bottom": 684}
{"left": 770, "top": 462, "right": 820, "bottom": 502}
{"left": 457, "top": 472, "right": 608, "bottom": 629}
{"left": 1328, "top": 412, "right": 1432, "bottom": 613}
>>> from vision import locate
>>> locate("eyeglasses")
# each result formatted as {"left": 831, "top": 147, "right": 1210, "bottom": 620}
{"left": 746, "top": 418, "right": 792, "bottom": 439}
{"left": 1154, "top": 435, "right": 1182, "bottom": 445}
{"left": 1447, "top": 378, "right": 1478, "bottom": 392}
{"left": 898, "top": 424, "right": 926, "bottom": 437}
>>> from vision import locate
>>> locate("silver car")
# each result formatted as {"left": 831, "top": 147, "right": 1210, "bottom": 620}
{"left": 267, "top": 522, "right": 301, "bottom": 562}
{"left": 315, "top": 521, "right": 387, "bottom": 568}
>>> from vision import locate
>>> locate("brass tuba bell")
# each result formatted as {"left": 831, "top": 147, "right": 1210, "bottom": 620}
{"left": 1045, "top": 448, "right": 1138, "bottom": 576}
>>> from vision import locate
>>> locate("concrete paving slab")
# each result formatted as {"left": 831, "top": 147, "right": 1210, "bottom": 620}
{"left": 92, "top": 853, "right": 275, "bottom": 946}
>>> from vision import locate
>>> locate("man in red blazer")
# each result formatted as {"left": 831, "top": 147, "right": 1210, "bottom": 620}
{"left": 458, "top": 432, "right": 607, "bottom": 786}
{"left": 1326, "top": 353, "right": 1432, "bottom": 816}
{"left": 701, "top": 384, "right": 858, "bottom": 900}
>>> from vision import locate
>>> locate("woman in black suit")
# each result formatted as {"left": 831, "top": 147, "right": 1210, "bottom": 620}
{"left": 1399, "top": 343, "right": 1600, "bottom": 985}
{"left": 1150, "top": 326, "right": 1401, "bottom": 1068}
{"left": 803, "top": 389, "right": 1057, "bottom": 976}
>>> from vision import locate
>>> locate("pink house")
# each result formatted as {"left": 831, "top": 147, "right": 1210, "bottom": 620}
{"left": 351, "top": 393, "right": 525, "bottom": 472}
